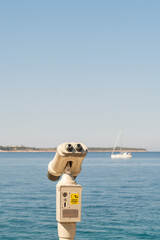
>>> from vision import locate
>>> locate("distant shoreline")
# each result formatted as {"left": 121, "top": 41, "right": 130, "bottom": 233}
{"left": 88, "top": 150, "right": 147, "bottom": 152}
{"left": 0, "top": 149, "right": 147, "bottom": 153}
{"left": 0, "top": 145, "right": 147, "bottom": 153}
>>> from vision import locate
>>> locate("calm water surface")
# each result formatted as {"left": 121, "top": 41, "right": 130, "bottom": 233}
{"left": 0, "top": 152, "right": 160, "bottom": 239}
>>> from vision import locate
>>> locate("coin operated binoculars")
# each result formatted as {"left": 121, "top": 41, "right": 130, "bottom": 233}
{"left": 47, "top": 142, "right": 88, "bottom": 240}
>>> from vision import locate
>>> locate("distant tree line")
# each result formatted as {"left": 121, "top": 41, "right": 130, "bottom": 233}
{"left": 88, "top": 147, "right": 147, "bottom": 151}
{"left": 0, "top": 146, "right": 146, "bottom": 152}
{"left": 0, "top": 146, "right": 40, "bottom": 151}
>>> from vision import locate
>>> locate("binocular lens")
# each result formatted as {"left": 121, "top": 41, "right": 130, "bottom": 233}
{"left": 66, "top": 144, "right": 73, "bottom": 152}
{"left": 76, "top": 144, "right": 82, "bottom": 151}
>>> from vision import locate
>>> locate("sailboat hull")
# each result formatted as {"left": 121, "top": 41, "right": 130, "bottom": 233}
{"left": 111, "top": 153, "right": 132, "bottom": 159}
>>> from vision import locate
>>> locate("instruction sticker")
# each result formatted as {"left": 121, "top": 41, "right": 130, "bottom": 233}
{"left": 70, "top": 193, "right": 79, "bottom": 205}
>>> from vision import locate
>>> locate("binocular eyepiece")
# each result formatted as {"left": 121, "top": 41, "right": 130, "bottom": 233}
{"left": 66, "top": 144, "right": 73, "bottom": 152}
{"left": 66, "top": 143, "right": 83, "bottom": 152}
{"left": 47, "top": 142, "right": 88, "bottom": 181}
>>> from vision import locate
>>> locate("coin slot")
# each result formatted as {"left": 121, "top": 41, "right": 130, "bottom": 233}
{"left": 63, "top": 192, "right": 67, "bottom": 197}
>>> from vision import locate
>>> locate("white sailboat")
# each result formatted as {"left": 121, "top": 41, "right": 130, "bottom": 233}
{"left": 111, "top": 131, "right": 132, "bottom": 159}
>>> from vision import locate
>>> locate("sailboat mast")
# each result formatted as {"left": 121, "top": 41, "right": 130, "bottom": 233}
{"left": 112, "top": 130, "right": 122, "bottom": 154}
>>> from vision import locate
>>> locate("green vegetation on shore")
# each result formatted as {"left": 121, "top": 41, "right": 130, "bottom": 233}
{"left": 89, "top": 147, "right": 147, "bottom": 152}
{"left": 0, "top": 145, "right": 56, "bottom": 152}
{"left": 0, "top": 145, "right": 147, "bottom": 152}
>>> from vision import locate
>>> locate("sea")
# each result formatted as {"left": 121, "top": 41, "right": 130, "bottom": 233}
{"left": 0, "top": 152, "right": 160, "bottom": 240}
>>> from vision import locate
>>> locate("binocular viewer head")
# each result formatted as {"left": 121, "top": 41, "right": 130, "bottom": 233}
{"left": 47, "top": 142, "right": 88, "bottom": 181}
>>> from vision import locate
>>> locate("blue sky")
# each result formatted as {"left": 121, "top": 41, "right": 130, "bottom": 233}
{"left": 0, "top": 1, "right": 160, "bottom": 150}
